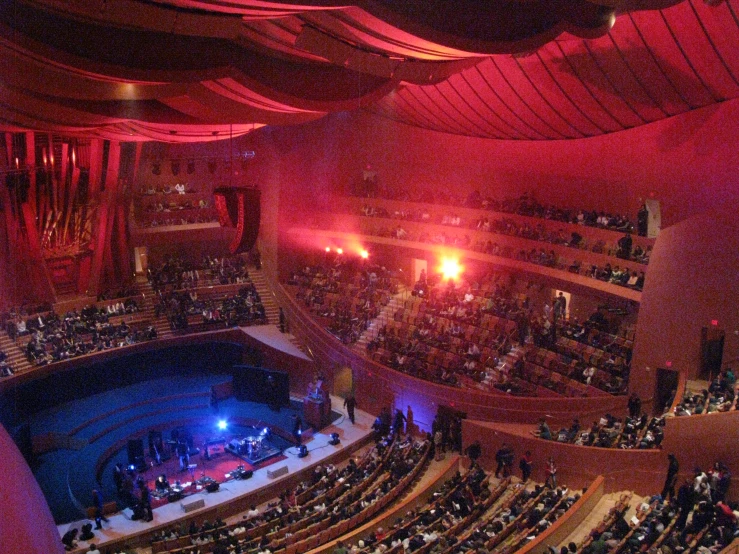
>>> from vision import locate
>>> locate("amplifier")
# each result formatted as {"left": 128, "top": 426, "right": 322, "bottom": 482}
{"left": 205, "top": 481, "right": 220, "bottom": 493}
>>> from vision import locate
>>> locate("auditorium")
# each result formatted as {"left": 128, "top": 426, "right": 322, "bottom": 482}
{"left": 1, "top": 1, "right": 739, "bottom": 553}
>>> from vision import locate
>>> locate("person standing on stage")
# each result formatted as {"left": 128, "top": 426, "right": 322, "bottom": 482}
{"left": 138, "top": 479, "right": 154, "bottom": 522}
{"left": 92, "top": 489, "right": 109, "bottom": 530}
{"left": 343, "top": 394, "right": 357, "bottom": 424}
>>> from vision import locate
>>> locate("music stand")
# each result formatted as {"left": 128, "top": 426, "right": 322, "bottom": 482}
{"left": 187, "top": 464, "right": 197, "bottom": 481}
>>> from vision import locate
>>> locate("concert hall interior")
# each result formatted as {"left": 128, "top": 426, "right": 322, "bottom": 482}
{"left": 2, "top": 1, "right": 739, "bottom": 554}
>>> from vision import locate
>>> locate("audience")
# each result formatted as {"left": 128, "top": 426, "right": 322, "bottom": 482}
{"left": 18, "top": 300, "right": 155, "bottom": 366}
{"left": 286, "top": 259, "right": 399, "bottom": 345}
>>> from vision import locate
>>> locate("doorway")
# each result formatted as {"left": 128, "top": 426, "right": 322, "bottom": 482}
{"left": 655, "top": 368, "right": 680, "bottom": 413}
{"left": 700, "top": 326, "right": 725, "bottom": 381}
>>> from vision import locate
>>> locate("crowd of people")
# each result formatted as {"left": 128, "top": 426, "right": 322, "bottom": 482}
{"left": 353, "top": 184, "right": 647, "bottom": 232}
{"left": 356, "top": 220, "right": 646, "bottom": 293}
{"left": 286, "top": 259, "right": 399, "bottom": 345}
{"left": 13, "top": 300, "right": 156, "bottom": 366}
{"left": 534, "top": 410, "right": 666, "bottom": 450}
{"left": 673, "top": 369, "right": 737, "bottom": 416}
{"left": 159, "top": 284, "right": 267, "bottom": 331}
{"left": 148, "top": 254, "right": 253, "bottom": 293}
{"left": 148, "top": 433, "right": 430, "bottom": 554}
{"left": 364, "top": 270, "right": 633, "bottom": 397}
{"left": 360, "top": 203, "right": 651, "bottom": 266}
{"left": 135, "top": 183, "right": 219, "bottom": 228}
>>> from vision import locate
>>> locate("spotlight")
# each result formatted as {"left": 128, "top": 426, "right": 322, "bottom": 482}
{"left": 328, "top": 433, "right": 340, "bottom": 446}
{"left": 217, "top": 420, "right": 228, "bottom": 431}
{"left": 360, "top": 249, "right": 369, "bottom": 259}
{"left": 325, "top": 247, "right": 331, "bottom": 253}
{"left": 298, "top": 445, "right": 308, "bottom": 458}
{"left": 439, "top": 257, "right": 463, "bottom": 281}
{"left": 336, "top": 248, "right": 343, "bottom": 255}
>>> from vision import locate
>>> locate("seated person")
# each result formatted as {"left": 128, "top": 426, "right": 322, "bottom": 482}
{"left": 155, "top": 474, "right": 170, "bottom": 492}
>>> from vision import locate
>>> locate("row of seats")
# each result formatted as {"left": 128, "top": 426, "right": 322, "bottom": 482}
{"left": 12, "top": 300, "right": 157, "bottom": 366}
{"left": 535, "top": 413, "right": 665, "bottom": 450}
{"left": 286, "top": 261, "right": 399, "bottom": 345}
{"left": 358, "top": 204, "right": 650, "bottom": 265}
{"left": 150, "top": 435, "right": 430, "bottom": 554}
{"left": 351, "top": 189, "right": 641, "bottom": 235}
{"left": 158, "top": 283, "right": 267, "bottom": 332}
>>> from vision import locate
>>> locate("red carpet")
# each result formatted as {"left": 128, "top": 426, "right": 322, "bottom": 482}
{"left": 127, "top": 432, "right": 286, "bottom": 509}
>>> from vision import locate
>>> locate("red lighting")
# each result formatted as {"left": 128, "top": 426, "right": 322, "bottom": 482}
{"left": 336, "top": 248, "right": 343, "bottom": 255}
{"left": 325, "top": 247, "right": 331, "bottom": 253}
{"left": 711, "top": 319, "right": 718, "bottom": 326}
{"left": 359, "top": 249, "right": 369, "bottom": 259}
{"left": 666, "top": 361, "right": 672, "bottom": 368}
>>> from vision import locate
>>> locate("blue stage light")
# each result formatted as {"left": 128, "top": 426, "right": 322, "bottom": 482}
{"left": 217, "top": 420, "right": 228, "bottom": 430}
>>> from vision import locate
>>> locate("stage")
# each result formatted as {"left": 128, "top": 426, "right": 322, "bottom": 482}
{"left": 55, "top": 391, "right": 375, "bottom": 554}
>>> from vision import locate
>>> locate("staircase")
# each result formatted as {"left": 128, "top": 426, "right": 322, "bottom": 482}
{"left": 354, "top": 287, "right": 408, "bottom": 352}
{"left": 135, "top": 275, "right": 173, "bottom": 340}
{"left": 0, "top": 331, "right": 34, "bottom": 375}
{"left": 249, "top": 268, "right": 280, "bottom": 325}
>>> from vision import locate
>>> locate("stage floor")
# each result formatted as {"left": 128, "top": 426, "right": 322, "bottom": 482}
{"left": 55, "top": 391, "right": 374, "bottom": 553}
{"left": 23, "top": 374, "right": 340, "bottom": 524}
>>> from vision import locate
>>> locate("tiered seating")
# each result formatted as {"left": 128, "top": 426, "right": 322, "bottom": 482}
{"left": 535, "top": 412, "right": 665, "bottom": 449}
{"left": 359, "top": 202, "right": 649, "bottom": 266}
{"left": 11, "top": 298, "right": 156, "bottom": 366}
{"left": 0, "top": 348, "right": 14, "bottom": 377}
{"left": 575, "top": 492, "right": 633, "bottom": 553}
{"left": 160, "top": 282, "right": 267, "bottom": 332}
{"left": 150, "top": 435, "right": 430, "bottom": 554}
{"left": 673, "top": 371, "right": 737, "bottom": 416}
{"left": 285, "top": 261, "right": 399, "bottom": 345}
{"left": 149, "top": 254, "right": 253, "bottom": 293}
{"left": 366, "top": 276, "right": 523, "bottom": 391}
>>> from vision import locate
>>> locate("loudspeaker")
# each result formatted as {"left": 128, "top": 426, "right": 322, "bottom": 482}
{"left": 167, "top": 491, "right": 183, "bottom": 503}
{"left": 205, "top": 482, "right": 220, "bottom": 493}
{"left": 267, "top": 465, "right": 289, "bottom": 479}
{"left": 232, "top": 365, "right": 289, "bottom": 407}
{"left": 213, "top": 187, "right": 261, "bottom": 254}
{"left": 181, "top": 498, "right": 205, "bottom": 513}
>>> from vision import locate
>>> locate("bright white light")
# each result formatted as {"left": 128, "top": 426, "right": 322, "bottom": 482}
{"left": 439, "top": 257, "right": 463, "bottom": 281}
{"left": 217, "top": 420, "right": 228, "bottom": 430}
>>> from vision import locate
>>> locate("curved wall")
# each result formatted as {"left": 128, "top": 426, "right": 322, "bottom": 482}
{"left": 271, "top": 278, "right": 628, "bottom": 430}
{"left": 630, "top": 210, "right": 739, "bottom": 399}
{"left": 0, "top": 423, "right": 64, "bottom": 554}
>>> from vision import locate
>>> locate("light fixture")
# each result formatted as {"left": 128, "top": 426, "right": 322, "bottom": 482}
{"left": 328, "top": 433, "right": 340, "bottom": 446}
{"left": 217, "top": 420, "right": 228, "bottom": 431}
{"left": 298, "top": 445, "right": 308, "bottom": 458}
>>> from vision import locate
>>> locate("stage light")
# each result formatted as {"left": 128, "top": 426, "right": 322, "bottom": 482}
{"left": 217, "top": 420, "right": 228, "bottom": 431}
{"left": 439, "top": 257, "right": 463, "bottom": 281}
{"left": 325, "top": 247, "right": 331, "bottom": 252}
{"left": 328, "top": 433, "right": 340, "bottom": 446}
{"left": 360, "top": 249, "right": 369, "bottom": 259}
{"left": 298, "top": 445, "right": 308, "bottom": 458}
{"left": 336, "top": 248, "right": 344, "bottom": 255}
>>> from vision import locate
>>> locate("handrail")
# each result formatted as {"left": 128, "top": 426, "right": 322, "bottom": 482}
{"left": 287, "top": 227, "right": 641, "bottom": 304}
